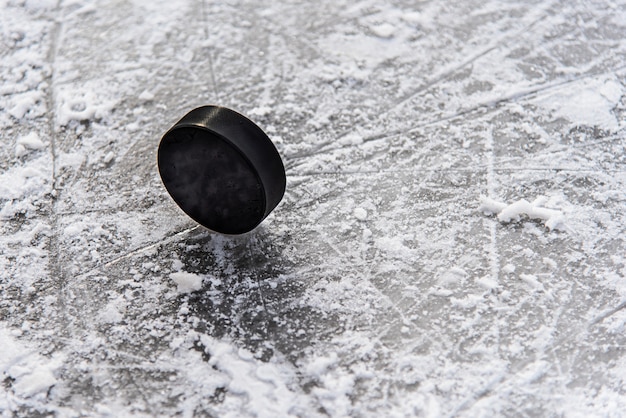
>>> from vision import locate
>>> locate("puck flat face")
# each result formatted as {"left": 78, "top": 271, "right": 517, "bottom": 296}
{"left": 157, "top": 106, "right": 286, "bottom": 234}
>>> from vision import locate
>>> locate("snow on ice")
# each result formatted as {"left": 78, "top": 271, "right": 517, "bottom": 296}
{"left": 170, "top": 271, "right": 203, "bottom": 294}
{"left": 1, "top": 0, "right": 626, "bottom": 416}
{"left": 479, "top": 196, "right": 565, "bottom": 230}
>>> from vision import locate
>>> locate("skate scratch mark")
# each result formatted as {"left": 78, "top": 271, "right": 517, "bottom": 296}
{"left": 285, "top": 60, "right": 626, "bottom": 169}
{"left": 46, "top": 0, "right": 69, "bottom": 338}
{"left": 66, "top": 225, "right": 201, "bottom": 283}
{"left": 591, "top": 300, "right": 626, "bottom": 325}
{"left": 288, "top": 166, "right": 626, "bottom": 177}
{"left": 102, "top": 225, "right": 201, "bottom": 268}
{"left": 201, "top": 0, "right": 220, "bottom": 102}
{"left": 285, "top": 3, "right": 557, "bottom": 163}
{"left": 447, "top": 373, "right": 507, "bottom": 418}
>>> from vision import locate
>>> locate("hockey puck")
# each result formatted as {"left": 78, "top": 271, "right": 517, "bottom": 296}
{"left": 157, "top": 105, "right": 286, "bottom": 234}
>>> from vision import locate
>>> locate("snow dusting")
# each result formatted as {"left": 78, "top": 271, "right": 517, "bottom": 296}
{"left": 1, "top": 0, "right": 625, "bottom": 416}
{"left": 0, "top": 325, "right": 63, "bottom": 407}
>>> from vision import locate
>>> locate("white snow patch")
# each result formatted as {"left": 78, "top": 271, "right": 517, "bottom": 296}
{"left": 57, "top": 152, "right": 85, "bottom": 170}
{"left": 375, "top": 236, "right": 416, "bottom": 259}
{"left": 15, "top": 132, "right": 45, "bottom": 157}
{"left": 24, "top": 0, "right": 57, "bottom": 11}
{"left": 305, "top": 352, "right": 338, "bottom": 376}
{"left": 318, "top": 29, "right": 412, "bottom": 70}
{"left": 138, "top": 90, "right": 155, "bottom": 101}
{"left": 439, "top": 267, "right": 467, "bottom": 286}
{"left": 198, "top": 335, "right": 310, "bottom": 417}
{"left": 0, "top": 157, "right": 51, "bottom": 214}
{"left": 536, "top": 78, "right": 623, "bottom": 130}
{"left": 102, "top": 151, "right": 115, "bottom": 164}
{"left": 8, "top": 90, "right": 44, "bottom": 120}
{"left": 477, "top": 275, "right": 498, "bottom": 290}
{"left": 353, "top": 207, "right": 368, "bottom": 221}
{"left": 502, "top": 264, "right": 516, "bottom": 274}
{"left": 401, "top": 11, "right": 427, "bottom": 26}
{"left": 519, "top": 274, "right": 545, "bottom": 292}
{"left": 56, "top": 88, "right": 117, "bottom": 127}
{"left": 0, "top": 325, "right": 63, "bottom": 401}
{"left": 451, "top": 294, "right": 483, "bottom": 309}
{"left": 479, "top": 196, "right": 565, "bottom": 230}
{"left": 62, "top": 221, "right": 87, "bottom": 237}
{"left": 170, "top": 272, "right": 203, "bottom": 294}
{"left": 171, "top": 258, "right": 184, "bottom": 272}
{"left": 99, "top": 302, "right": 124, "bottom": 324}
{"left": 337, "top": 132, "right": 364, "bottom": 146}
{"left": 370, "top": 22, "right": 396, "bottom": 39}
{"left": 249, "top": 105, "right": 272, "bottom": 117}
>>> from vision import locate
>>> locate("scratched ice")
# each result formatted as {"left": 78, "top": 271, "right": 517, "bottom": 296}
{"left": 1, "top": 0, "right": 625, "bottom": 416}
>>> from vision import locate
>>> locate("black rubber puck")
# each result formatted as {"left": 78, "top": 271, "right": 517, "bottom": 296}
{"left": 157, "top": 105, "right": 286, "bottom": 234}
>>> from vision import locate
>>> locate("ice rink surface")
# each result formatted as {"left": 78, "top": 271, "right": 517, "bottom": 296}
{"left": 1, "top": 0, "right": 626, "bottom": 416}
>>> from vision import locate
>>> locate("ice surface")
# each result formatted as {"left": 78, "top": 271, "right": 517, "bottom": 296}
{"left": 1, "top": 0, "right": 625, "bottom": 416}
